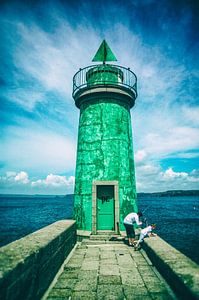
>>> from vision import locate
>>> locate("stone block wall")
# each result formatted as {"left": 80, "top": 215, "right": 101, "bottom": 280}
{"left": 0, "top": 220, "right": 76, "bottom": 300}
{"left": 143, "top": 235, "right": 199, "bottom": 300}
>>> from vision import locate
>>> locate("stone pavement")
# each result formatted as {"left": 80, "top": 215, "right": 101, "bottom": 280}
{"left": 44, "top": 240, "right": 176, "bottom": 300}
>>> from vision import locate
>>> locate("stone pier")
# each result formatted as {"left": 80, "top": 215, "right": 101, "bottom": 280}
{"left": 1, "top": 221, "right": 199, "bottom": 300}
{"left": 43, "top": 239, "right": 176, "bottom": 300}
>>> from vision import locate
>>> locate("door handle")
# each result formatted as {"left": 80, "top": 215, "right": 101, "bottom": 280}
{"left": 98, "top": 207, "right": 101, "bottom": 210}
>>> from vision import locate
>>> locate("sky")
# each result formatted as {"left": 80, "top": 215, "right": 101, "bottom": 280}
{"left": 0, "top": 0, "right": 199, "bottom": 194}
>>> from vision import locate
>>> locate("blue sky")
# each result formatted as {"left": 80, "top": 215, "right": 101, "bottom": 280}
{"left": 0, "top": 0, "right": 199, "bottom": 194}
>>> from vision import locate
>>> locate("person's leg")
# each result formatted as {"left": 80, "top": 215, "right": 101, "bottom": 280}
{"left": 129, "top": 226, "right": 135, "bottom": 246}
{"left": 124, "top": 223, "right": 130, "bottom": 245}
{"left": 124, "top": 224, "right": 134, "bottom": 245}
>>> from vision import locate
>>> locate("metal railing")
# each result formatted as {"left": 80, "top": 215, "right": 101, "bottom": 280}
{"left": 73, "top": 64, "right": 137, "bottom": 98}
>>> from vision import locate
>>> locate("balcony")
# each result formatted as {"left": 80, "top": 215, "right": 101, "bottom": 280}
{"left": 72, "top": 64, "right": 137, "bottom": 101}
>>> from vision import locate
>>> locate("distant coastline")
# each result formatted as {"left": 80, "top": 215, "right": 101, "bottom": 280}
{"left": 138, "top": 190, "right": 199, "bottom": 197}
{"left": 0, "top": 190, "right": 199, "bottom": 197}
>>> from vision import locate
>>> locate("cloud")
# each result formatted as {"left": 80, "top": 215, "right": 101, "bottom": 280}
{"left": 2, "top": 164, "right": 197, "bottom": 194}
{"left": 32, "top": 174, "right": 75, "bottom": 187}
{"left": 169, "top": 152, "right": 199, "bottom": 159}
{"left": 136, "top": 163, "right": 199, "bottom": 192}
{"left": 144, "top": 126, "right": 199, "bottom": 157}
{"left": 0, "top": 11, "right": 99, "bottom": 113}
{"left": 134, "top": 150, "right": 147, "bottom": 164}
{"left": 182, "top": 106, "right": 199, "bottom": 126}
{"left": 0, "top": 171, "right": 75, "bottom": 194}
{"left": 1, "top": 126, "right": 76, "bottom": 175}
{"left": 188, "top": 169, "right": 199, "bottom": 183}
{"left": 14, "top": 171, "right": 29, "bottom": 184}
{"left": 6, "top": 171, "right": 17, "bottom": 178}
{"left": 162, "top": 168, "right": 188, "bottom": 180}
{"left": 137, "top": 164, "right": 160, "bottom": 175}
{"left": 133, "top": 104, "right": 199, "bottom": 163}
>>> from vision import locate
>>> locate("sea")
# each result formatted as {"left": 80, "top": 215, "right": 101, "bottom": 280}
{"left": 0, "top": 194, "right": 199, "bottom": 265}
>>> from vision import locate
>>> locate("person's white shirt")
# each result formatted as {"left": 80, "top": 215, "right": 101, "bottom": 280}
{"left": 141, "top": 225, "right": 152, "bottom": 237}
{"left": 136, "top": 225, "right": 156, "bottom": 245}
{"left": 123, "top": 212, "right": 142, "bottom": 226}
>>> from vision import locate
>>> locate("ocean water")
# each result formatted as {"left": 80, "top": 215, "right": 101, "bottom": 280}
{"left": 0, "top": 195, "right": 74, "bottom": 247}
{"left": 138, "top": 195, "right": 199, "bottom": 265}
{"left": 0, "top": 194, "right": 199, "bottom": 265}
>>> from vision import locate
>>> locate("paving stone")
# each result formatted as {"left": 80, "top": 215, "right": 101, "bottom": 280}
{"left": 47, "top": 288, "right": 72, "bottom": 298}
{"left": 137, "top": 266, "right": 158, "bottom": 277}
{"left": 150, "top": 292, "right": 174, "bottom": 300}
{"left": 141, "top": 276, "right": 162, "bottom": 285}
{"left": 74, "top": 277, "right": 97, "bottom": 292}
{"left": 46, "top": 241, "right": 177, "bottom": 300}
{"left": 97, "top": 284, "right": 124, "bottom": 300}
{"left": 71, "top": 291, "right": 97, "bottom": 299}
{"left": 115, "top": 249, "right": 130, "bottom": 254}
{"left": 99, "top": 264, "right": 120, "bottom": 275}
{"left": 75, "top": 248, "right": 87, "bottom": 253}
{"left": 53, "top": 278, "right": 77, "bottom": 289}
{"left": 100, "top": 246, "right": 115, "bottom": 251}
{"left": 86, "top": 248, "right": 100, "bottom": 254}
{"left": 117, "top": 254, "right": 135, "bottom": 265}
{"left": 60, "top": 270, "right": 79, "bottom": 279}
{"left": 121, "top": 272, "right": 145, "bottom": 286}
{"left": 64, "top": 266, "right": 81, "bottom": 271}
{"left": 68, "top": 257, "right": 83, "bottom": 264}
{"left": 123, "top": 285, "right": 151, "bottom": 298}
{"left": 117, "top": 256, "right": 137, "bottom": 268}
{"left": 100, "top": 256, "right": 117, "bottom": 261}
{"left": 100, "top": 254, "right": 116, "bottom": 261}
{"left": 84, "top": 253, "right": 99, "bottom": 259}
{"left": 125, "top": 296, "right": 152, "bottom": 300}
{"left": 78, "top": 270, "right": 98, "bottom": 279}
{"left": 129, "top": 248, "right": 143, "bottom": 255}
{"left": 98, "top": 275, "right": 122, "bottom": 285}
{"left": 146, "top": 282, "right": 169, "bottom": 293}
{"left": 76, "top": 246, "right": 87, "bottom": 251}
{"left": 81, "top": 260, "right": 99, "bottom": 270}
{"left": 47, "top": 296, "right": 71, "bottom": 300}
{"left": 72, "top": 251, "right": 86, "bottom": 256}
{"left": 120, "top": 268, "right": 141, "bottom": 278}
{"left": 83, "top": 257, "right": 99, "bottom": 263}
{"left": 100, "top": 259, "right": 118, "bottom": 266}
{"left": 66, "top": 262, "right": 82, "bottom": 268}
{"left": 133, "top": 256, "right": 149, "bottom": 266}
{"left": 100, "top": 252, "right": 116, "bottom": 259}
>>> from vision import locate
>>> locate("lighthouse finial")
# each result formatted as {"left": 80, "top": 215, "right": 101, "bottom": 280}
{"left": 92, "top": 40, "right": 117, "bottom": 63}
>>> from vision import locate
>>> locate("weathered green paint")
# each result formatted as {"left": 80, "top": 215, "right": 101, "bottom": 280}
{"left": 92, "top": 40, "right": 117, "bottom": 62}
{"left": 74, "top": 99, "right": 137, "bottom": 230}
{"left": 87, "top": 65, "right": 123, "bottom": 86}
{"left": 73, "top": 44, "right": 138, "bottom": 231}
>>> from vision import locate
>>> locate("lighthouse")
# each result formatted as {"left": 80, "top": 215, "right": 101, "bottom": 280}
{"left": 73, "top": 40, "right": 138, "bottom": 234}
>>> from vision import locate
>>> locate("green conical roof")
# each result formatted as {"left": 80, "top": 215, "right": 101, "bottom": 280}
{"left": 92, "top": 40, "right": 117, "bottom": 63}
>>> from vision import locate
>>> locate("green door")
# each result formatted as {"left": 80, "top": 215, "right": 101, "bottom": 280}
{"left": 97, "top": 185, "right": 115, "bottom": 230}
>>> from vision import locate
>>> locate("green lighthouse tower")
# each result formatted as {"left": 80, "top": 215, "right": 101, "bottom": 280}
{"left": 73, "top": 40, "right": 138, "bottom": 234}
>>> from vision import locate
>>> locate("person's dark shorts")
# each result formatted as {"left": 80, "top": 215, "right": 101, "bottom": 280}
{"left": 123, "top": 223, "right": 135, "bottom": 238}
